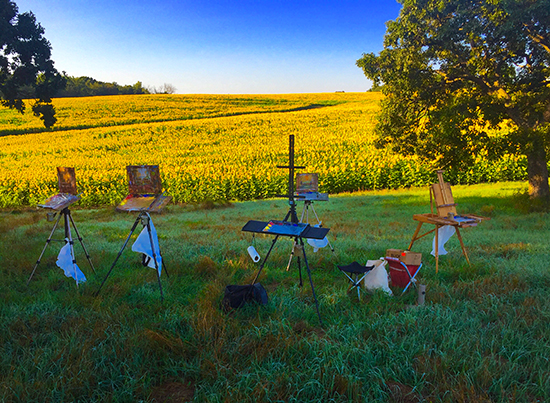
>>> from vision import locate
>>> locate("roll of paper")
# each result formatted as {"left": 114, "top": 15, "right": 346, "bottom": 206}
{"left": 247, "top": 246, "right": 260, "bottom": 263}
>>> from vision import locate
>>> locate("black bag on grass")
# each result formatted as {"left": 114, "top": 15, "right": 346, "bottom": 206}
{"left": 222, "top": 283, "right": 268, "bottom": 311}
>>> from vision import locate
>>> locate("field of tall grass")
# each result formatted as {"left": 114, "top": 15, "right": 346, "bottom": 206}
{"left": 0, "top": 93, "right": 527, "bottom": 208}
{"left": 1, "top": 182, "right": 549, "bottom": 402}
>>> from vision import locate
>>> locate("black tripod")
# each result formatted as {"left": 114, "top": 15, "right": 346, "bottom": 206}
{"left": 95, "top": 211, "right": 168, "bottom": 301}
{"left": 246, "top": 134, "right": 326, "bottom": 324}
{"left": 28, "top": 207, "right": 96, "bottom": 286}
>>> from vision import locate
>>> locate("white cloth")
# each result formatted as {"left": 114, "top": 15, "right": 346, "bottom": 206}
{"left": 431, "top": 225, "right": 456, "bottom": 256}
{"left": 56, "top": 240, "right": 86, "bottom": 284}
{"left": 307, "top": 224, "right": 329, "bottom": 252}
{"left": 131, "top": 217, "right": 162, "bottom": 275}
{"left": 363, "top": 259, "right": 393, "bottom": 295}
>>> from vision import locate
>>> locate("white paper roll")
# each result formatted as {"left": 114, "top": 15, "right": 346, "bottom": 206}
{"left": 247, "top": 246, "right": 260, "bottom": 262}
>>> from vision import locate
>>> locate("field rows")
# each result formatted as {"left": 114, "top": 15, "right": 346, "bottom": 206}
{"left": 0, "top": 93, "right": 527, "bottom": 208}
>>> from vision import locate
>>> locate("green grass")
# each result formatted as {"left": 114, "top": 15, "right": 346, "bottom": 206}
{"left": 1, "top": 182, "right": 549, "bottom": 402}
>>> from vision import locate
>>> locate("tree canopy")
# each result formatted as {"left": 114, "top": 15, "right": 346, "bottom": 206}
{"left": 57, "top": 76, "right": 149, "bottom": 97}
{"left": 357, "top": 0, "right": 550, "bottom": 202}
{"left": 0, "top": 0, "right": 65, "bottom": 128}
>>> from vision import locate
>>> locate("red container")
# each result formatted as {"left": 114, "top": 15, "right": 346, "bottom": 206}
{"left": 385, "top": 257, "right": 420, "bottom": 288}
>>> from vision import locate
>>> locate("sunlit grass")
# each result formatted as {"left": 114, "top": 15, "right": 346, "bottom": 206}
{"left": 1, "top": 182, "right": 549, "bottom": 402}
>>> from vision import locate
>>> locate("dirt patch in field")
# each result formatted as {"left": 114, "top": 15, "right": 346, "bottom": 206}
{"left": 150, "top": 380, "right": 195, "bottom": 403}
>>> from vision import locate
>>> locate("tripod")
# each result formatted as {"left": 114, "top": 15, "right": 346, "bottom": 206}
{"left": 95, "top": 211, "right": 168, "bottom": 301}
{"left": 245, "top": 134, "right": 327, "bottom": 324}
{"left": 28, "top": 207, "right": 96, "bottom": 286}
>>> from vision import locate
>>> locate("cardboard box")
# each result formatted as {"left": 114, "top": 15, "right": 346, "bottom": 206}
{"left": 401, "top": 250, "right": 422, "bottom": 266}
{"left": 386, "top": 249, "right": 403, "bottom": 260}
{"left": 385, "top": 249, "right": 422, "bottom": 266}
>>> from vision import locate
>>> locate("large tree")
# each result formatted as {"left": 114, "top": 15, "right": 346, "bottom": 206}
{"left": 1, "top": 0, "right": 64, "bottom": 128}
{"left": 357, "top": 0, "right": 550, "bottom": 203}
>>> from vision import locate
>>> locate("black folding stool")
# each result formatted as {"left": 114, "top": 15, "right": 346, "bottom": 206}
{"left": 337, "top": 261, "right": 374, "bottom": 299}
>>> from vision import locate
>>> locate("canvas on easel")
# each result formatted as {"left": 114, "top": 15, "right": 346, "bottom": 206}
{"left": 29, "top": 167, "right": 95, "bottom": 286}
{"left": 97, "top": 165, "right": 171, "bottom": 301}
{"left": 408, "top": 170, "right": 489, "bottom": 272}
{"left": 58, "top": 167, "right": 77, "bottom": 195}
{"left": 116, "top": 165, "right": 171, "bottom": 213}
{"left": 38, "top": 167, "right": 80, "bottom": 211}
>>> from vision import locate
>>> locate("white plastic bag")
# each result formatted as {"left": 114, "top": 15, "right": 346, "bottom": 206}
{"left": 131, "top": 216, "right": 162, "bottom": 275}
{"left": 363, "top": 259, "right": 393, "bottom": 296}
{"left": 431, "top": 225, "right": 456, "bottom": 256}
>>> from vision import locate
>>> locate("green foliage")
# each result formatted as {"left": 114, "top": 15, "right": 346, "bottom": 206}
{"left": 357, "top": 0, "right": 550, "bottom": 201}
{"left": 0, "top": 0, "right": 65, "bottom": 128}
{"left": 58, "top": 75, "right": 150, "bottom": 97}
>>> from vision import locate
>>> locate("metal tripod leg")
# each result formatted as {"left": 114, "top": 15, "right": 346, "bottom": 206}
{"left": 95, "top": 213, "right": 142, "bottom": 297}
{"left": 28, "top": 210, "right": 63, "bottom": 284}
{"left": 286, "top": 201, "right": 309, "bottom": 271}
{"left": 67, "top": 210, "right": 96, "bottom": 274}
{"left": 299, "top": 236, "right": 323, "bottom": 325}
{"left": 251, "top": 235, "right": 280, "bottom": 286}
{"left": 63, "top": 209, "right": 82, "bottom": 288}
{"left": 296, "top": 240, "right": 303, "bottom": 287}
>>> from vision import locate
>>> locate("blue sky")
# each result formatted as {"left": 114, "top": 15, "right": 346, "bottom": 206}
{"left": 15, "top": 0, "right": 402, "bottom": 94}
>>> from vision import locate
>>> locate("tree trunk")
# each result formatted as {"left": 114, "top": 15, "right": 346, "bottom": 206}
{"left": 527, "top": 146, "right": 550, "bottom": 203}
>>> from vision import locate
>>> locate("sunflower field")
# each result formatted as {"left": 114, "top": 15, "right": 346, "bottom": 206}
{"left": 0, "top": 93, "right": 526, "bottom": 208}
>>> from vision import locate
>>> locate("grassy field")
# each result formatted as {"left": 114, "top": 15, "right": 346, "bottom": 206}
{"left": 0, "top": 93, "right": 527, "bottom": 208}
{"left": 1, "top": 182, "right": 549, "bottom": 402}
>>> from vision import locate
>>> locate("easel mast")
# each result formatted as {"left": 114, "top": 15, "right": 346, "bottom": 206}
{"left": 277, "top": 134, "right": 305, "bottom": 223}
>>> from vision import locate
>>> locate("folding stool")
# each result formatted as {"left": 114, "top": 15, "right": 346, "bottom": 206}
{"left": 337, "top": 261, "right": 374, "bottom": 299}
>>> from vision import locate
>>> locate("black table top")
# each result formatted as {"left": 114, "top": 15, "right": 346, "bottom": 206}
{"left": 242, "top": 220, "right": 330, "bottom": 240}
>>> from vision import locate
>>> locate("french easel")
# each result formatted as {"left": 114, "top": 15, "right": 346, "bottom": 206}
{"left": 408, "top": 170, "right": 488, "bottom": 272}
{"left": 242, "top": 135, "right": 329, "bottom": 324}
{"left": 28, "top": 167, "right": 95, "bottom": 286}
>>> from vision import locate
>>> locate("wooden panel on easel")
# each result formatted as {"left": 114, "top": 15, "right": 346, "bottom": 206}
{"left": 57, "top": 167, "right": 77, "bottom": 195}
{"left": 431, "top": 182, "right": 457, "bottom": 217}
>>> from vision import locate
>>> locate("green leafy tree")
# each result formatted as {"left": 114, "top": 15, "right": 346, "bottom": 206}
{"left": 357, "top": 0, "right": 550, "bottom": 203}
{"left": 1, "top": 0, "right": 65, "bottom": 128}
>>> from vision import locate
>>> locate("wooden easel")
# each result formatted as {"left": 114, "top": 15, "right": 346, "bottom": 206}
{"left": 408, "top": 170, "right": 488, "bottom": 272}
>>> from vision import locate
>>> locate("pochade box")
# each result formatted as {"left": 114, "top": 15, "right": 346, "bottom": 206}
{"left": 385, "top": 249, "right": 422, "bottom": 266}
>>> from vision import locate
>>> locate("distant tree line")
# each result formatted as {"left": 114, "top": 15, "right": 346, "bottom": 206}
{"left": 55, "top": 75, "right": 149, "bottom": 97}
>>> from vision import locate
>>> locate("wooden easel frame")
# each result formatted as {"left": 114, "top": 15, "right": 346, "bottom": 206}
{"left": 408, "top": 170, "right": 488, "bottom": 272}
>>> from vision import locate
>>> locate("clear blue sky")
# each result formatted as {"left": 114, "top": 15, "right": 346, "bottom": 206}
{"left": 15, "top": 0, "right": 402, "bottom": 94}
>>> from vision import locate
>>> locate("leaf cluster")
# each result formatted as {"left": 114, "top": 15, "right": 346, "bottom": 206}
{"left": 357, "top": 0, "right": 550, "bottom": 169}
{"left": 0, "top": 0, "right": 65, "bottom": 128}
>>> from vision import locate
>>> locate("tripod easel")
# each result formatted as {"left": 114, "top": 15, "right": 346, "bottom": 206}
{"left": 95, "top": 211, "right": 168, "bottom": 300}
{"left": 95, "top": 165, "right": 171, "bottom": 301}
{"left": 242, "top": 135, "right": 329, "bottom": 324}
{"left": 28, "top": 207, "right": 96, "bottom": 286}
{"left": 28, "top": 168, "right": 95, "bottom": 286}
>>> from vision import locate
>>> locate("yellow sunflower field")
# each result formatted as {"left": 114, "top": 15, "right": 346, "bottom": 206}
{"left": 0, "top": 93, "right": 525, "bottom": 208}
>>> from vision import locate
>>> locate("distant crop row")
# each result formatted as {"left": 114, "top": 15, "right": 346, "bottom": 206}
{"left": 0, "top": 93, "right": 526, "bottom": 208}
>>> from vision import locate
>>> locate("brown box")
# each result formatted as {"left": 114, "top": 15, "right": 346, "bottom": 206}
{"left": 401, "top": 250, "right": 422, "bottom": 266}
{"left": 385, "top": 249, "right": 422, "bottom": 266}
{"left": 385, "top": 249, "right": 403, "bottom": 260}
